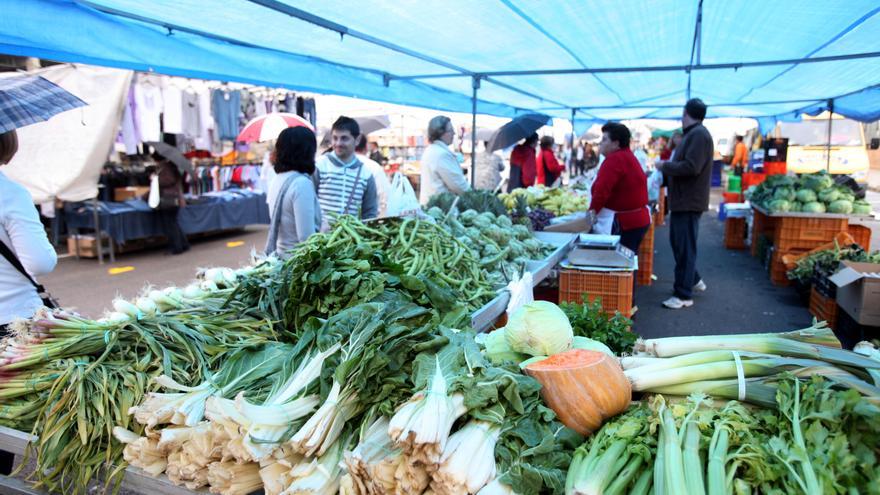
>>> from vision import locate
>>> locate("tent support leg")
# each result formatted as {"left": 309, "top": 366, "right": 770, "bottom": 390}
{"left": 826, "top": 99, "right": 834, "bottom": 172}
{"left": 569, "top": 108, "right": 576, "bottom": 173}
{"left": 471, "top": 76, "right": 480, "bottom": 188}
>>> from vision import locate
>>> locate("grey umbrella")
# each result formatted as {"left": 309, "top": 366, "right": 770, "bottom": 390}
{"left": 320, "top": 114, "right": 391, "bottom": 147}
{"left": 146, "top": 141, "right": 195, "bottom": 175}
{"left": 487, "top": 113, "right": 552, "bottom": 151}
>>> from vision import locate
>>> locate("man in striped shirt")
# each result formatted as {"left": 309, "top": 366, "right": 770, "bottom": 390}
{"left": 315, "top": 116, "right": 379, "bottom": 229}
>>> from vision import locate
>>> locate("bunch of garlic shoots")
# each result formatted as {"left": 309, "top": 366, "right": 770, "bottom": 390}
{"left": 288, "top": 380, "right": 361, "bottom": 457}
{"left": 280, "top": 435, "right": 348, "bottom": 495}
{"left": 129, "top": 375, "right": 218, "bottom": 428}
{"left": 113, "top": 427, "right": 167, "bottom": 477}
{"left": 388, "top": 355, "right": 467, "bottom": 464}
{"left": 207, "top": 461, "right": 263, "bottom": 495}
{"left": 431, "top": 421, "right": 501, "bottom": 495}
{"left": 344, "top": 417, "right": 403, "bottom": 495}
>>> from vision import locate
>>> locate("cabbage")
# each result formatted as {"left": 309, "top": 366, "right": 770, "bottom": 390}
{"left": 773, "top": 187, "right": 795, "bottom": 202}
{"left": 790, "top": 201, "right": 802, "bottom": 213}
{"left": 482, "top": 328, "right": 528, "bottom": 365}
{"left": 504, "top": 301, "right": 573, "bottom": 356}
{"left": 818, "top": 188, "right": 840, "bottom": 203}
{"left": 768, "top": 199, "right": 791, "bottom": 213}
{"left": 802, "top": 202, "right": 826, "bottom": 214}
{"left": 795, "top": 189, "right": 817, "bottom": 203}
{"left": 571, "top": 336, "right": 614, "bottom": 357}
{"left": 853, "top": 200, "right": 872, "bottom": 215}
{"left": 800, "top": 172, "right": 834, "bottom": 192}
{"left": 828, "top": 200, "right": 853, "bottom": 214}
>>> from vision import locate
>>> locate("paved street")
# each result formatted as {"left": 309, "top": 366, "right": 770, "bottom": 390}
{"left": 42, "top": 226, "right": 269, "bottom": 318}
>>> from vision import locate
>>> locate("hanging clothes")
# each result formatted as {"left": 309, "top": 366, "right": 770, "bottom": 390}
{"left": 119, "top": 83, "right": 139, "bottom": 155}
{"left": 301, "top": 98, "right": 317, "bottom": 128}
{"left": 133, "top": 80, "right": 163, "bottom": 142}
{"left": 211, "top": 89, "right": 241, "bottom": 141}
{"left": 181, "top": 89, "right": 200, "bottom": 139}
{"left": 162, "top": 81, "right": 184, "bottom": 134}
{"left": 195, "top": 87, "right": 214, "bottom": 150}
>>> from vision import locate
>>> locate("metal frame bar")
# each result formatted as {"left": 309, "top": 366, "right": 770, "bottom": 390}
{"left": 392, "top": 50, "right": 880, "bottom": 80}
{"left": 686, "top": 0, "right": 704, "bottom": 99}
{"left": 826, "top": 99, "right": 834, "bottom": 172}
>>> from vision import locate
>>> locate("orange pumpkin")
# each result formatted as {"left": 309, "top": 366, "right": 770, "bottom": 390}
{"left": 524, "top": 349, "right": 631, "bottom": 435}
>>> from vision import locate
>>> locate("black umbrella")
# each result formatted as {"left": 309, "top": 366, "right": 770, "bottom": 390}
{"left": 487, "top": 113, "right": 551, "bottom": 152}
{"left": 146, "top": 141, "right": 195, "bottom": 175}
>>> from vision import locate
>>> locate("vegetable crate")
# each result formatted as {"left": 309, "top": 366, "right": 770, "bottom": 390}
{"left": 809, "top": 287, "right": 838, "bottom": 330}
{"left": 769, "top": 248, "right": 808, "bottom": 287}
{"left": 559, "top": 269, "right": 633, "bottom": 316}
{"left": 637, "top": 223, "right": 655, "bottom": 286}
{"left": 812, "top": 265, "right": 837, "bottom": 299}
{"left": 724, "top": 217, "right": 747, "bottom": 250}
{"left": 773, "top": 216, "right": 849, "bottom": 253}
{"left": 656, "top": 187, "right": 666, "bottom": 226}
{"left": 750, "top": 208, "right": 776, "bottom": 257}
{"left": 763, "top": 161, "right": 787, "bottom": 176}
{"left": 848, "top": 224, "right": 872, "bottom": 251}
{"left": 834, "top": 309, "right": 880, "bottom": 350}
{"left": 722, "top": 192, "right": 743, "bottom": 204}
{"left": 742, "top": 172, "right": 766, "bottom": 191}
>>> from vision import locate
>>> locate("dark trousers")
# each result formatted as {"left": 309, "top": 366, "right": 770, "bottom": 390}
{"left": 156, "top": 207, "right": 189, "bottom": 254}
{"left": 613, "top": 223, "right": 650, "bottom": 294}
{"left": 507, "top": 165, "right": 523, "bottom": 192}
{"left": 669, "top": 211, "right": 702, "bottom": 300}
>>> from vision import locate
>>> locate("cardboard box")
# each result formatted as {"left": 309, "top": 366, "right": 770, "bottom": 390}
{"left": 829, "top": 261, "right": 880, "bottom": 326}
{"left": 114, "top": 186, "right": 150, "bottom": 202}
{"left": 67, "top": 234, "right": 99, "bottom": 258}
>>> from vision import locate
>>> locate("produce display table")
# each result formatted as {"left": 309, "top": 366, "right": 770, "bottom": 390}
{"left": 470, "top": 232, "right": 577, "bottom": 332}
{"left": 0, "top": 426, "right": 200, "bottom": 495}
{"left": 65, "top": 190, "right": 270, "bottom": 245}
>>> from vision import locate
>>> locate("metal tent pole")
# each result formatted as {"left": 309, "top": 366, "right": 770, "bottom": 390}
{"left": 471, "top": 76, "right": 480, "bottom": 188}
{"left": 569, "top": 108, "right": 576, "bottom": 172}
{"left": 826, "top": 99, "right": 834, "bottom": 172}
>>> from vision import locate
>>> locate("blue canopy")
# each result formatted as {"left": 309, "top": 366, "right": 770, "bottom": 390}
{"left": 2, "top": 0, "right": 879, "bottom": 124}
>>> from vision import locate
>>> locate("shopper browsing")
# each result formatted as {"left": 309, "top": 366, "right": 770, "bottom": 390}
{"left": 731, "top": 135, "right": 748, "bottom": 175}
{"left": 537, "top": 135, "right": 565, "bottom": 186}
{"left": 418, "top": 115, "right": 471, "bottom": 204}
{"left": 355, "top": 135, "right": 390, "bottom": 217}
{"left": 152, "top": 150, "right": 191, "bottom": 255}
{"left": 588, "top": 122, "right": 651, "bottom": 255}
{"left": 0, "top": 130, "right": 58, "bottom": 333}
{"left": 265, "top": 126, "right": 322, "bottom": 258}
{"left": 508, "top": 133, "right": 538, "bottom": 191}
{"left": 315, "top": 116, "right": 379, "bottom": 227}
{"left": 474, "top": 140, "right": 504, "bottom": 191}
{"left": 656, "top": 98, "right": 714, "bottom": 309}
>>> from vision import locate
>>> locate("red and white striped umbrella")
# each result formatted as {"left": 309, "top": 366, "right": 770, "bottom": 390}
{"left": 236, "top": 113, "right": 314, "bottom": 142}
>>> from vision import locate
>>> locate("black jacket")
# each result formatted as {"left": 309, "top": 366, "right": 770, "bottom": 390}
{"left": 663, "top": 123, "right": 714, "bottom": 212}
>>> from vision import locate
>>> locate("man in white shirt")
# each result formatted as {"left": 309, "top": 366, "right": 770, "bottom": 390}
{"left": 418, "top": 116, "right": 470, "bottom": 204}
{"left": 355, "top": 135, "right": 390, "bottom": 217}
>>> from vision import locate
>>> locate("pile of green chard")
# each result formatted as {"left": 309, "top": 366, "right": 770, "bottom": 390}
{"left": 566, "top": 375, "right": 880, "bottom": 494}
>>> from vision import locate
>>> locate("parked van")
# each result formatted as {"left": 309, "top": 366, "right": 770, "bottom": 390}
{"left": 780, "top": 114, "right": 870, "bottom": 183}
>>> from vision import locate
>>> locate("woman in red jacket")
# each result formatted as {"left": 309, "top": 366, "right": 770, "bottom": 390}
{"left": 508, "top": 133, "right": 538, "bottom": 191}
{"left": 589, "top": 122, "right": 651, "bottom": 254}
{"left": 536, "top": 136, "right": 565, "bottom": 186}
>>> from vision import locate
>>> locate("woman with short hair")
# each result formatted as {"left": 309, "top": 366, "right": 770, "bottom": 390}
{"left": 265, "top": 126, "right": 322, "bottom": 257}
{"left": 536, "top": 135, "right": 565, "bottom": 186}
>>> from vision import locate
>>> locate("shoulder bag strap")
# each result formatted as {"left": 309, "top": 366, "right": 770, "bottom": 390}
{"left": 0, "top": 239, "right": 46, "bottom": 292}
{"left": 343, "top": 161, "right": 364, "bottom": 215}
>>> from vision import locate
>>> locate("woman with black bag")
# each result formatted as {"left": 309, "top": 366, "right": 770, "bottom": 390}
{"left": 152, "top": 151, "right": 191, "bottom": 255}
{"left": 0, "top": 130, "right": 58, "bottom": 337}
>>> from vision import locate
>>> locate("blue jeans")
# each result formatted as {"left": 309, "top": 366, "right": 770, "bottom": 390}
{"left": 669, "top": 211, "right": 702, "bottom": 300}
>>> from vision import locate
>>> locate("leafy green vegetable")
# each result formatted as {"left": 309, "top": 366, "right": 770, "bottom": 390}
{"left": 559, "top": 296, "right": 637, "bottom": 355}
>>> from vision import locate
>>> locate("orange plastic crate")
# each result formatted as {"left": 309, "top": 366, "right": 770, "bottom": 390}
{"left": 559, "top": 269, "right": 633, "bottom": 316}
{"left": 764, "top": 162, "right": 787, "bottom": 176}
{"left": 722, "top": 192, "right": 743, "bottom": 204}
{"left": 751, "top": 208, "right": 777, "bottom": 257}
{"left": 657, "top": 187, "right": 666, "bottom": 226}
{"left": 770, "top": 248, "right": 809, "bottom": 287}
{"left": 847, "top": 224, "right": 872, "bottom": 251}
{"left": 637, "top": 223, "right": 655, "bottom": 286}
{"left": 809, "top": 287, "right": 838, "bottom": 330}
{"left": 773, "top": 216, "right": 849, "bottom": 252}
{"left": 742, "top": 172, "right": 766, "bottom": 190}
{"left": 724, "top": 217, "right": 747, "bottom": 250}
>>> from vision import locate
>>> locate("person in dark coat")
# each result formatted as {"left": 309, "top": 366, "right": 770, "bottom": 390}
{"left": 656, "top": 98, "right": 714, "bottom": 309}
{"left": 152, "top": 152, "right": 190, "bottom": 255}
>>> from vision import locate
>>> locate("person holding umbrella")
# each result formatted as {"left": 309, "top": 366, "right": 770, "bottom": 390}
{"left": 147, "top": 142, "right": 190, "bottom": 255}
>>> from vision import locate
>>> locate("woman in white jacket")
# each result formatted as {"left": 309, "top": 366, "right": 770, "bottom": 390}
{"left": 0, "top": 130, "right": 57, "bottom": 333}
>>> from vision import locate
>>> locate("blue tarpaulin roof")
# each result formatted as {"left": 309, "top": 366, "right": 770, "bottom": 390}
{"left": 2, "top": 0, "right": 879, "bottom": 125}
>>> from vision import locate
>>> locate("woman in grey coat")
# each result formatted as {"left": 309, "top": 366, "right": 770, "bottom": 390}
{"left": 265, "top": 126, "right": 322, "bottom": 258}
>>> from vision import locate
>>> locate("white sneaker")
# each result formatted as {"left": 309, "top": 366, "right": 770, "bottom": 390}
{"left": 693, "top": 280, "right": 707, "bottom": 292}
{"left": 663, "top": 296, "right": 694, "bottom": 309}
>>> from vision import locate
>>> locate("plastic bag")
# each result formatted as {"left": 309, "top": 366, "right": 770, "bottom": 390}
{"left": 505, "top": 271, "right": 534, "bottom": 319}
{"left": 148, "top": 174, "right": 160, "bottom": 209}
{"left": 385, "top": 172, "right": 421, "bottom": 217}
{"left": 647, "top": 169, "right": 664, "bottom": 202}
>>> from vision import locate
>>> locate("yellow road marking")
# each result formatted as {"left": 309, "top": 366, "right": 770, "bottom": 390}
{"left": 108, "top": 266, "right": 135, "bottom": 275}
{"left": 226, "top": 241, "right": 245, "bottom": 247}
